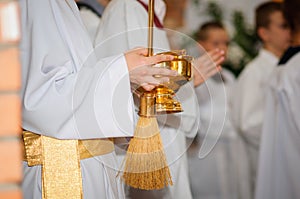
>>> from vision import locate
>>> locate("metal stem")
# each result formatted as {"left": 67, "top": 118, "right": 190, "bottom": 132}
{"left": 148, "top": 0, "right": 154, "bottom": 56}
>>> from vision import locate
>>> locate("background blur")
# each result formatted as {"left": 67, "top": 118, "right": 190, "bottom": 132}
{"left": 0, "top": 0, "right": 280, "bottom": 198}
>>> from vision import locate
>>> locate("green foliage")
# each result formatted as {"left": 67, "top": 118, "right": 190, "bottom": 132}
{"left": 206, "top": 1, "right": 223, "bottom": 23}
{"left": 226, "top": 11, "right": 259, "bottom": 76}
{"left": 192, "top": 0, "right": 201, "bottom": 6}
{"left": 232, "top": 11, "right": 259, "bottom": 59}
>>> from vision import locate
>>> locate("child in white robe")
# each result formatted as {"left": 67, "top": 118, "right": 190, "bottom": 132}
{"left": 231, "top": 2, "right": 290, "bottom": 194}
{"left": 20, "top": 0, "right": 179, "bottom": 198}
{"left": 94, "top": 1, "right": 224, "bottom": 198}
{"left": 255, "top": 0, "right": 300, "bottom": 198}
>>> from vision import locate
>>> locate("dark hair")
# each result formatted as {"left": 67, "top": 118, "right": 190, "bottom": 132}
{"left": 283, "top": 0, "right": 300, "bottom": 31}
{"left": 255, "top": 1, "right": 283, "bottom": 31}
{"left": 195, "top": 21, "right": 225, "bottom": 41}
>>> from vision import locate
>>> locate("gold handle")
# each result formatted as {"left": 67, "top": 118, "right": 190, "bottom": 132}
{"left": 147, "top": 0, "right": 154, "bottom": 56}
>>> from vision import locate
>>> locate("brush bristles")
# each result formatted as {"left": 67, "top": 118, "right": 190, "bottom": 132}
{"left": 122, "top": 117, "right": 173, "bottom": 190}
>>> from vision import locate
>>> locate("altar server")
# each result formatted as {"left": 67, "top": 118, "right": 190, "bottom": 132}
{"left": 189, "top": 21, "right": 251, "bottom": 199}
{"left": 20, "top": 0, "right": 177, "bottom": 198}
{"left": 231, "top": 1, "right": 290, "bottom": 193}
{"left": 255, "top": 0, "right": 300, "bottom": 198}
{"left": 94, "top": 1, "right": 223, "bottom": 198}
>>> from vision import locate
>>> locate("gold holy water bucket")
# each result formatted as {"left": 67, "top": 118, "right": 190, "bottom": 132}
{"left": 138, "top": 50, "right": 193, "bottom": 117}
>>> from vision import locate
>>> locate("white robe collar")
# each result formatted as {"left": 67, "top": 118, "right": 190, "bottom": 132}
{"left": 259, "top": 48, "right": 279, "bottom": 66}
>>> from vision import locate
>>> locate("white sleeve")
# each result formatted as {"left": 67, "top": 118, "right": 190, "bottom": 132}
{"left": 20, "top": 0, "right": 134, "bottom": 139}
{"left": 94, "top": 0, "right": 170, "bottom": 56}
{"left": 254, "top": 80, "right": 278, "bottom": 199}
{"left": 256, "top": 61, "right": 300, "bottom": 199}
{"left": 231, "top": 66, "right": 265, "bottom": 146}
{"left": 94, "top": 0, "right": 198, "bottom": 137}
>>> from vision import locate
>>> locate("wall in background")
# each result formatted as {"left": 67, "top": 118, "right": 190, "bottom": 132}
{"left": 0, "top": 0, "right": 22, "bottom": 198}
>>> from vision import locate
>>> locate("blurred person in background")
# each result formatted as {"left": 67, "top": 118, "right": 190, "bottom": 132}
{"left": 188, "top": 21, "right": 252, "bottom": 199}
{"left": 231, "top": 1, "right": 291, "bottom": 195}
{"left": 255, "top": 0, "right": 300, "bottom": 198}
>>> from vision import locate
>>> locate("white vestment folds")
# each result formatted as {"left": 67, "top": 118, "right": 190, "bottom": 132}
{"left": 231, "top": 49, "right": 278, "bottom": 192}
{"left": 255, "top": 52, "right": 300, "bottom": 199}
{"left": 20, "top": 0, "right": 135, "bottom": 198}
{"left": 77, "top": 0, "right": 105, "bottom": 42}
{"left": 190, "top": 70, "right": 251, "bottom": 199}
{"left": 94, "top": 0, "right": 198, "bottom": 198}
{"left": 79, "top": 7, "right": 101, "bottom": 42}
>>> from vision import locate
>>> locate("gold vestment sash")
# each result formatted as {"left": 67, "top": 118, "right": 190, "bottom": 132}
{"left": 23, "top": 131, "right": 114, "bottom": 199}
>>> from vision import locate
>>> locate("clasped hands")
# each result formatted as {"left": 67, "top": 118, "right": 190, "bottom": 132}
{"left": 125, "top": 48, "right": 224, "bottom": 91}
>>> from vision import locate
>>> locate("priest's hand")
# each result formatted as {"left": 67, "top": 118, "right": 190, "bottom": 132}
{"left": 125, "top": 48, "right": 178, "bottom": 91}
{"left": 193, "top": 48, "right": 224, "bottom": 87}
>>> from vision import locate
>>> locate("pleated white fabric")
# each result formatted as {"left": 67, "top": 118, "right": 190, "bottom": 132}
{"left": 231, "top": 49, "right": 278, "bottom": 193}
{"left": 20, "top": 0, "right": 136, "bottom": 198}
{"left": 190, "top": 70, "right": 252, "bottom": 199}
{"left": 255, "top": 52, "right": 300, "bottom": 199}
{"left": 94, "top": 0, "right": 198, "bottom": 198}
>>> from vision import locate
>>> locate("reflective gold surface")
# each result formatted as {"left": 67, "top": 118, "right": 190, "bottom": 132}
{"left": 155, "top": 51, "right": 193, "bottom": 92}
{"left": 23, "top": 131, "right": 114, "bottom": 199}
{"left": 155, "top": 86, "right": 182, "bottom": 114}
{"left": 139, "top": 91, "right": 156, "bottom": 117}
{"left": 138, "top": 50, "right": 193, "bottom": 117}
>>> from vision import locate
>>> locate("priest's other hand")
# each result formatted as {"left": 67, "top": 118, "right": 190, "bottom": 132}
{"left": 193, "top": 48, "right": 224, "bottom": 87}
{"left": 125, "top": 48, "right": 177, "bottom": 91}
